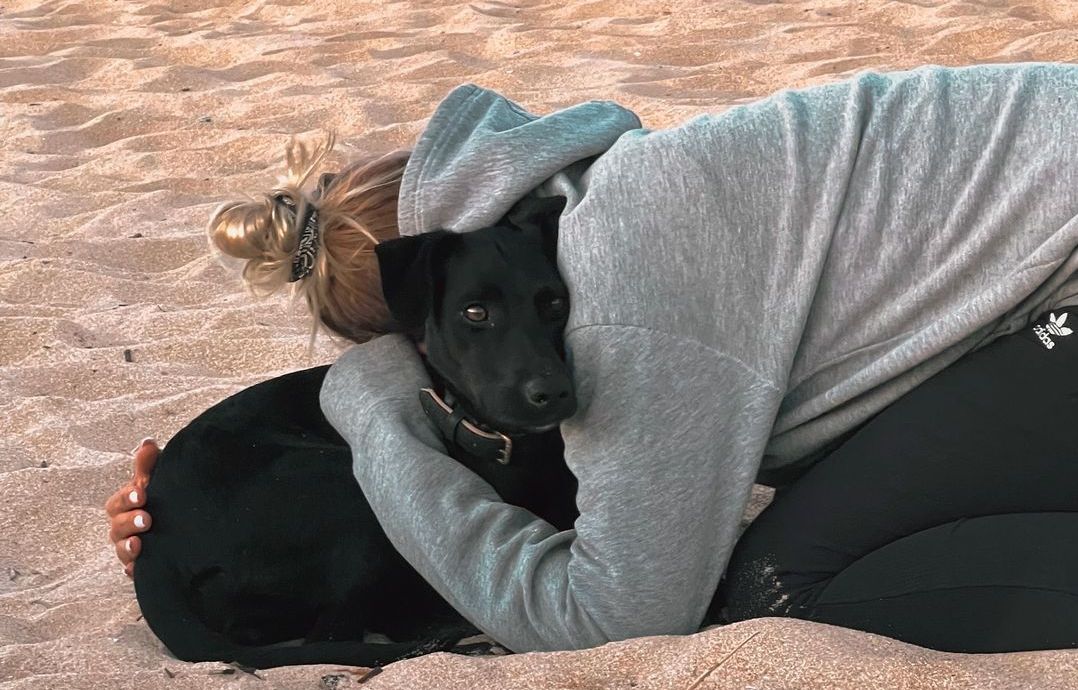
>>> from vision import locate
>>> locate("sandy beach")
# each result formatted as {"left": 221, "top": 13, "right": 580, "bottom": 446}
{"left": 2, "top": 0, "right": 1078, "bottom": 688}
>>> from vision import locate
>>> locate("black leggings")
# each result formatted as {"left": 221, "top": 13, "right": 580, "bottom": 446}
{"left": 714, "top": 309, "right": 1078, "bottom": 653}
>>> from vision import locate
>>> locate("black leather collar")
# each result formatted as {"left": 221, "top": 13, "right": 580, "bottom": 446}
{"left": 419, "top": 387, "right": 513, "bottom": 464}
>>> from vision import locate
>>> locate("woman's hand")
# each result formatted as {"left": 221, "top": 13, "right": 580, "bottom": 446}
{"left": 104, "top": 438, "right": 159, "bottom": 577}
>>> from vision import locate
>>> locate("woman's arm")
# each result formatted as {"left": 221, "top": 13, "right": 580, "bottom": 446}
{"left": 320, "top": 329, "right": 782, "bottom": 652}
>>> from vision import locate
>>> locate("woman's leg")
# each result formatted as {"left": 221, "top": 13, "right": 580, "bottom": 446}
{"left": 108, "top": 365, "right": 341, "bottom": 574}
{"left": 716, "top": 309, "right": 1078, "bottom": 653}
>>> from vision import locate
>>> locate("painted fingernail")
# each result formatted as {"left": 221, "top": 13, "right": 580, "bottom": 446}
{"left": 125, "top": 538, "right": 134, "bottom": 552}
{"left": 130, "top": 437, "right": 156, "bottom": 454}
{"left": 128, "top": 490, "right": 139, "bottom": 503}
{"left": 134, "top": 514, "right": 145, "bottom": 529}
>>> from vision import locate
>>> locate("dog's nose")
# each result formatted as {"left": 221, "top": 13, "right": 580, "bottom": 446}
{"left": 523, "top": 376, "right": 571, "bottom": 409}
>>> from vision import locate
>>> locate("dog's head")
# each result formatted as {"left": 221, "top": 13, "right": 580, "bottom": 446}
{"left": 375, "top": 195, "right": 577, "bottom": 435}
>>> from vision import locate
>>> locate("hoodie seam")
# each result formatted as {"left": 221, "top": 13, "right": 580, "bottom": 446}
{"left": 564, "top": 322, "right": 781, "bottom": 393}
{"left": 410, "top": 85, "right": 484, "bottom": 234}
{"left": 505, "top": 98, "right": 538, "bottom": 120}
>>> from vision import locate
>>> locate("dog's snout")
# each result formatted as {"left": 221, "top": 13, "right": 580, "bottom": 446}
{"left": 523, "top": 376, "right": 571, "bottom": 408}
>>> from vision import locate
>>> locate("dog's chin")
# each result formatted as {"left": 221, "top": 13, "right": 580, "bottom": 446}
{"left": 512, "top": 420, "right": 562, "bottom": 435}
{"left": 453, "top": 388, "right": 572, "bottom": 436}
{"left": 475, "top": 414, "right": 568, "bottom": 436}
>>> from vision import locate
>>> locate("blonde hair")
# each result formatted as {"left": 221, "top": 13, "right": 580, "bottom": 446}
{"left": 207, "top": 134, "right": 411, "bottom": 353}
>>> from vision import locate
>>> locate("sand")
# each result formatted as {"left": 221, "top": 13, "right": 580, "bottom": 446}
{"left": 2, "top": 0, "right": 1077, "bottom": 688}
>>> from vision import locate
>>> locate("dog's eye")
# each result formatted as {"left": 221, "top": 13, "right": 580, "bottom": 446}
{"left": 547, "top": 297, "right": 567, "bottom": 317}
{"left": 463, "top": 304, "right": 488, "bottom": 322}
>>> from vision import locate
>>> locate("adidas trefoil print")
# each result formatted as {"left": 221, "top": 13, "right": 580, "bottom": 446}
{"left": 1033, "top": 312, "right": 1073, "bottom": 350}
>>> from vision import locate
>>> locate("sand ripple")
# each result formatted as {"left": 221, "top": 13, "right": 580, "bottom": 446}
{"left": 2, "top": 1, "right": 1077, "bottom": 688}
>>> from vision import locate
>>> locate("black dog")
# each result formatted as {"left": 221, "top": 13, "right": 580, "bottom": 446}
{"left": 133, "top": 197, "right": 578, "bottom": 669}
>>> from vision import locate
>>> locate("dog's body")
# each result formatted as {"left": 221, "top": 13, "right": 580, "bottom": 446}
{"left": 134, "top": 199, "right": 578, "bottom": 668}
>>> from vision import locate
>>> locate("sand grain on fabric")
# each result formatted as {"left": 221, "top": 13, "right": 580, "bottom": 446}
{"left": 1, "top": 0, "right": 1076, "bottom": 688}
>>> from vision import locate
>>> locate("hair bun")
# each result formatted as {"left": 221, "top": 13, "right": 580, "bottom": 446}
{"left": 206, "top": 134, "right": 410, "bottom": 353}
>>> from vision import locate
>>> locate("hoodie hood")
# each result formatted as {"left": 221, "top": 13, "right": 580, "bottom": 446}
{"left": 396, "top": 83, "right": 643, "bottom": 237}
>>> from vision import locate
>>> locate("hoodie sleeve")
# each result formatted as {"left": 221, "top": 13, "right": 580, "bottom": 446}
{"left": 320, "top": 329, "right": 782, "bottom": 652}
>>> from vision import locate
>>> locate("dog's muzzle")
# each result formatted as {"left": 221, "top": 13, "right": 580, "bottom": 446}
{"left": 419, "top": 388, "right": 513, "bottom": 465}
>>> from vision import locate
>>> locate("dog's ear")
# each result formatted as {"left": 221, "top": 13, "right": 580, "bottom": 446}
{"left": 506, "top": 194, "right": 566, "bottom": 263}
{"left": 375, "top": 231, "right": 454, "bottom": 333}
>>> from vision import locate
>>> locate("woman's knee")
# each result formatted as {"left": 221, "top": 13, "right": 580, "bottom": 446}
{"left": 716, "top": 550, "right": 830, "bottom": 623}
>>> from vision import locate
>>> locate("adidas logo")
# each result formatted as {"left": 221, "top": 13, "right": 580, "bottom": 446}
{"left": 1033, "top": 312, "right": 1073, "bottom": 350}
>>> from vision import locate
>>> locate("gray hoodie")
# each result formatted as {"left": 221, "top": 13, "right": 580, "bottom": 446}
{"left": 320, "top": 62, "right": 1078, "bottom": 652}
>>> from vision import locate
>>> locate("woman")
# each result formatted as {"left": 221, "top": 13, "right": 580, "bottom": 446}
{"left": 107, "top": 62, "right": 1078, "bottom": 654}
